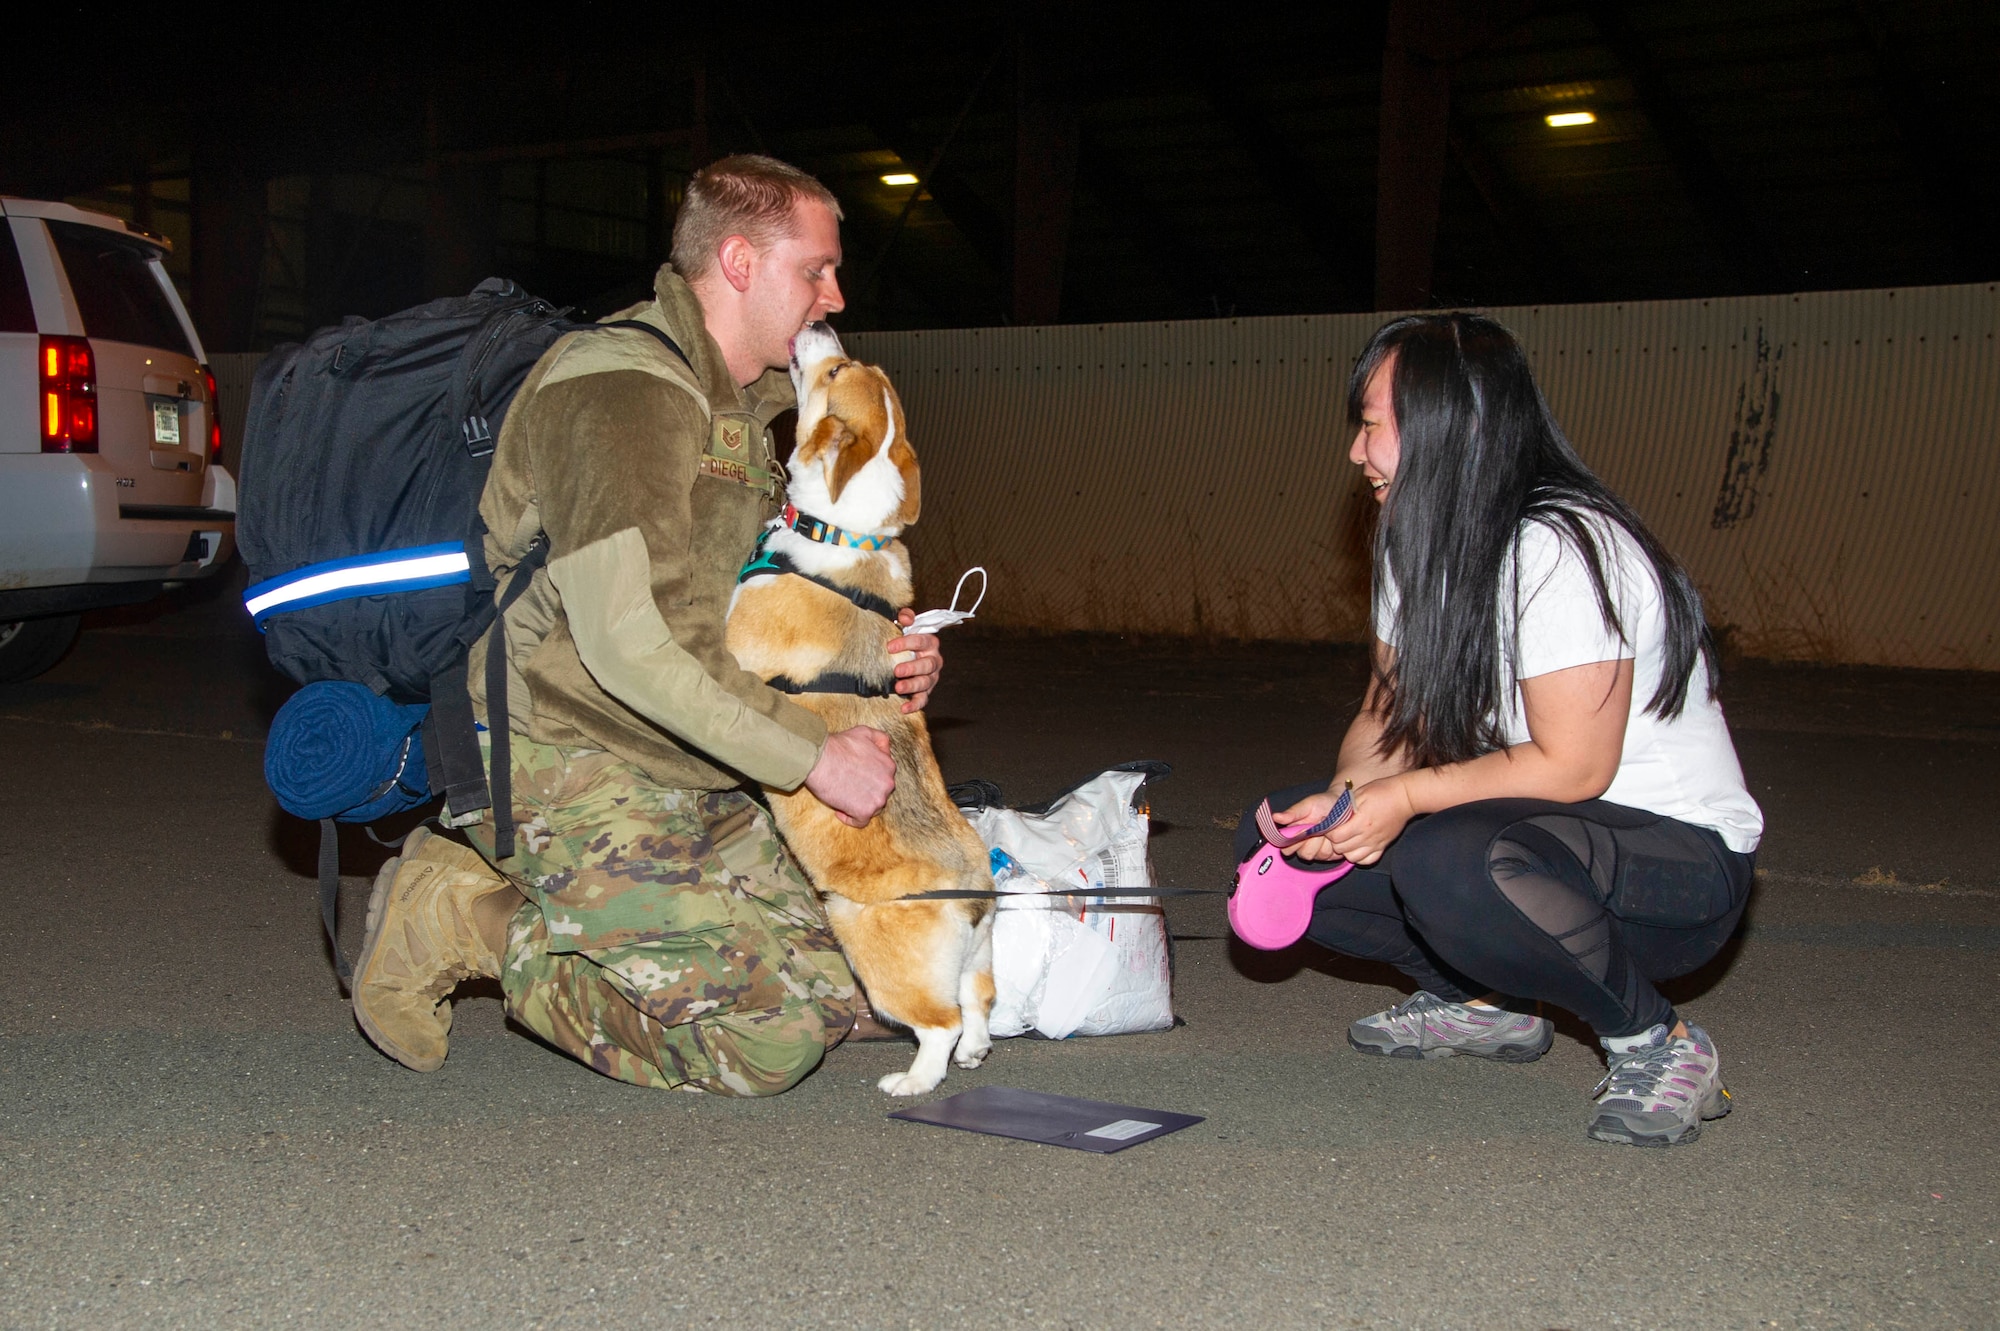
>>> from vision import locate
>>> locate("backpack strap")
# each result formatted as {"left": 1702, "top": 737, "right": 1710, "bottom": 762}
{"left": 599, "top": 318, "right": 692, "bottom": 369}
{"left": 425, "top": 664, "right": 490, "bottom": 823}
{"left": 541, "top": 316, "right": 705, "bottom": 414}
{"left": 480, "top": 533, "right": 551, "bottom": 859}
{"left": 320, "top": 818, "right": 351, "bottom": 989}
{"left": 413, "top": 524, "right": 500, "bottom": 824}
{"left": 453, "top": 295, "right": 565, "bottom": 458}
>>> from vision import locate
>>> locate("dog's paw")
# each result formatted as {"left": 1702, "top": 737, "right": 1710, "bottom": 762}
{"left": 877, "top": 1069, "right": 944, "bottom": 1097}
{"left": 953, "top": 1037, "right": 991, "bottom": 1069}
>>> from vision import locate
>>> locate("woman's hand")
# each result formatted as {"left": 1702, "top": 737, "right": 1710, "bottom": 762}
{"left": 887, "top": 609, "right": 943, "bottom": 713}
{"left": 1326, "top": 776, "right": 1416, "bottom": 866}
{"left": 1265, "top": 782, "right": 1374, "bottom": 863}
{"left": 1270, "top": 787, "right": 1342, "bottom": 860}
{"left": 1276, "top": 776, "right": 1415, "bottom": 865}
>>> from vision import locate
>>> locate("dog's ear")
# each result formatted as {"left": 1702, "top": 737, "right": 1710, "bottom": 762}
{"left": 890, "top": 433, "right": 920, "bottom": 526}
{"left": 826, "top": 417, "right": 876, "bottom": 502}
{"left": 796, "top": 413, "right": 854, "bottom": 474}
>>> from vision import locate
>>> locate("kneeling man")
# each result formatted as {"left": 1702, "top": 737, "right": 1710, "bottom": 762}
{"left": 351, "top": 155, "right": 941, "bottom": 1094}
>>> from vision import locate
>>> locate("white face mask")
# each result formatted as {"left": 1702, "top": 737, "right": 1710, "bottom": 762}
{"left": 903, "top": 567, "right": 987, "bottom": 635}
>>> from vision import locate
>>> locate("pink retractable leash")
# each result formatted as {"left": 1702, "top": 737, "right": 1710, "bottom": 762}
{"left": 1227, "top": 788, "right": 1356, "bottom": 950}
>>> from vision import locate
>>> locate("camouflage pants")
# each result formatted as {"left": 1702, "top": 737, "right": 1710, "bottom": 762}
{"left": 465, "top": 736, "right": 857, "bottom": 1096}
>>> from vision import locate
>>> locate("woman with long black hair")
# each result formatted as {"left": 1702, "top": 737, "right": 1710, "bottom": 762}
{"left": 1241, "top": 312, "right": 1761, "bottom": 1147}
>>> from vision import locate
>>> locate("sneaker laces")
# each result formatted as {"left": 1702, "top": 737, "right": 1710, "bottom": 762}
{"left": 1382, "top": 991, "right": 1519, "bottom": 1052}
{"left": 1381, "top": 991, "right": 1455, "bottom": 1041}
{"left": 1387, "top": 992, "right": 1446, "bottom": 1021}
{"left": 1388, "top": 992, "right": 1518, "bottom": 1029}
{"left": 1591, "top": 1032, "right": 1684, "bottom": 1104}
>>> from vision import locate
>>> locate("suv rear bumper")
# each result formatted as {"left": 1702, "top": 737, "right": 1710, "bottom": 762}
{"left": 0, "top": 454, "right": 236, "bottom": 590}
{"left": 0, "top": 580, "right": 165, "bottom": 620}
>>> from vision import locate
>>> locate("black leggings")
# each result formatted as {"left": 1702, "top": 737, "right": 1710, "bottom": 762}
{"left": 1237, "top": 784, "right": 1755, "bottom": 1039}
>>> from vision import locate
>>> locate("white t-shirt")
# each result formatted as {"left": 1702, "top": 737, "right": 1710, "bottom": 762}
{"left": 1374, "top": 513, "right": 1764, "bottom": 853}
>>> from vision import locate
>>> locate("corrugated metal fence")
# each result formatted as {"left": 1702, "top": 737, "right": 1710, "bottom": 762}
{"left": 211, "top": 279, "right": 2000, "bottom": 670}
{"left": 849, "top": 282, "right": 1999, "bottom": 669}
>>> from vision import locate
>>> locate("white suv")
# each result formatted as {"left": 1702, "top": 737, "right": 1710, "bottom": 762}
{"left": 0, "top": 198, "right": 236, "bottom": 681}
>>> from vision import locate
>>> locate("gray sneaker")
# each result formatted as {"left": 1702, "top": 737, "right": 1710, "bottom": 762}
{"left": 1347, "top": 991, "right": 1553, "bottom": 1062}
{"left": 1588, "top": 1023, "right": 1732, "bottom": 1147}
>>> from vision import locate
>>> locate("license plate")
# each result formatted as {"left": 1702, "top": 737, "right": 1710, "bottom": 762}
{"left": 152, "top": 401, "right": 182, "bottom": 446}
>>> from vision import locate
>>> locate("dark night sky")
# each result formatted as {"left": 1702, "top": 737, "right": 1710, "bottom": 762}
{"left": 10, "top": 1, "right": 1996, "bottom": 342}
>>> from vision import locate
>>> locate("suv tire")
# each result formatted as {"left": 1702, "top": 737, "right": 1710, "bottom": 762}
{"left": 0, "top": 615, "right": 81, "bottom": 683}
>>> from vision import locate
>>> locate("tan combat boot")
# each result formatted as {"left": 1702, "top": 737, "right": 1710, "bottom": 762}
{"left": 351, "top": 827, "right": 517, "bottom": 1072}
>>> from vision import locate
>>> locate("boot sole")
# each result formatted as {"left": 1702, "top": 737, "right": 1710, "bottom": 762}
{"left": 1348, "top": 1027, "right": 1554, "bottom": 1063}
{"left": 1587, "top": 1086, "right": 1731, "bottom": 1147}
{"left": 351, "top": 843, "right": 446, "bottom": 1073}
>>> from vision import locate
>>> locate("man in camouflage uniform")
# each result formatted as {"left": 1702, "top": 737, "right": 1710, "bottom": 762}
{"left": 348, "top": 156, "right": 941, "bottom": 1095}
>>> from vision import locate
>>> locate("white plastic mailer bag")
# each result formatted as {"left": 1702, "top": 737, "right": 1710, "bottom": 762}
{"left": 955, "top": 763, "right": 1175, "bottom": 1040}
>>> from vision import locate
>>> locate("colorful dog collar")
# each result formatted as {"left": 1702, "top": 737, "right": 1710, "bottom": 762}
{"left": 781, "top": 503, "right": 892, "bottom": 551}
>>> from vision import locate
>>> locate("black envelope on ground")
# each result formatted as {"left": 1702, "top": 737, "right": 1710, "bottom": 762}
{"left": 889, "top": 1086, "right": 1203, "bottom": 1153}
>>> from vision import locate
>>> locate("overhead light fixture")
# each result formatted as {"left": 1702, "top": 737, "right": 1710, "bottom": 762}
{"left": 880, "top": 172, "right": 919, "bottom": 186}
{"left": 1545, "top": 110, "right": 1597, "bottom": 127}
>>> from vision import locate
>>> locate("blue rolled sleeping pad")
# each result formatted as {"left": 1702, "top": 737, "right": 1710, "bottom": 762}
{"left": 265, "top": 680, "right": 433, "bottom": 823}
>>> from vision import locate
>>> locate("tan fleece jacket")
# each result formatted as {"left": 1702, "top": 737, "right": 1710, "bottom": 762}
{"left": 468, "top": 265, "right": 827, "bottom": 791}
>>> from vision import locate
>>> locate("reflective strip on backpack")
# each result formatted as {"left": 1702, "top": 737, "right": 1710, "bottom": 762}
{"left": 244, "top": 543, "right": 474, "bottom": 629}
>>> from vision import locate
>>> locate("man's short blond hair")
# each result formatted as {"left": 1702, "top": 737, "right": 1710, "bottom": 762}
{"left": 670, "top": 154, "right": 844, "bottom": 281}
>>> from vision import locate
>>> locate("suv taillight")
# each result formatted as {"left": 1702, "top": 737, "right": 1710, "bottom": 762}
{"left": 40, "top": 335, "right": 98, "bottom": 453}
{"left": 201, "top": 364, "right": 222, "bottom": 461}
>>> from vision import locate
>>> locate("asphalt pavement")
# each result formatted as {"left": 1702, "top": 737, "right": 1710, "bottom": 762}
{"left": 1, "top": 572, "right": 1995, "bottom": 1329}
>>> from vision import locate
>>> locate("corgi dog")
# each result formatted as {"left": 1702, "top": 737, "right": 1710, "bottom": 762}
{"left": 726, "top": 321, "right": 996, "bottom": 1097}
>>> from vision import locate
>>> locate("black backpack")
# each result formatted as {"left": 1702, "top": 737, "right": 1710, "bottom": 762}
{"left": 237, "top": 277, "right": 687, "bottom": 981}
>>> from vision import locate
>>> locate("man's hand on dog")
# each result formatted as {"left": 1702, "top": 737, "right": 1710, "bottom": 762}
{"left": 888, "top": 609, "right": 943, "bottom": 713}
{"left": 808, "top": 726, "right": 898, "bottom": 826}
